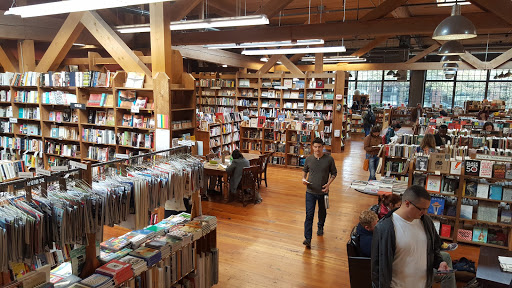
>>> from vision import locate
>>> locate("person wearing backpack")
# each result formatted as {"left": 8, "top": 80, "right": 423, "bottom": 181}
{"left": 384, "top": 123, "right": 401, "bottom": 144}
{"left": 363, "top": 105, "right": 376, "bottom": 136}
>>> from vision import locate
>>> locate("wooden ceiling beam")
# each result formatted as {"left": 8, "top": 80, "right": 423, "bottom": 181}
{"left": 468, "top": 0, "right": 512, "bottom": 26}
{"left": 35, "top": 12, "right": 85, "bottom": 72}
{"left": 0, "top": 45, "right": 17, "bottom": 72}
{"left": 489, "top": 48, "right": 512, "bottom": 69}
{"left": 18, "top": 40, "right": 35, "bottom": 72}
{"left": 207, "top": 0, "right": 236, "bottom": 16}
{"left": 257, "top": 55, "right": 281, "bottom": 74}
{"left": 279, "top": 55, "right": 305, "bottom": 76}
{"left": 460, "top": 51, "right": 488, "bottom": 69}
{"left": 172, "top": 13, "right": 511, "bottom": 45}
{"left": 351, "top": 36, "right": 389, "bottom": 57}
{"left": 254, "top": 0, "right": 295, "bottom": 19}
{"left": 80, "top": 11, "right": 152, "bottom": 77}
{"left": 169, "top": 0, "right": 203, "bottom": 21}
{"left": 175, "top": 46, "right": 263, "bottom": 70}
{"left": 289, "top": 54, "right": 305, "bottom": 63}
{"left": 273, "top": 61, "right": 512, "bottom": 71}
{"left": 405, "top": 43, "right": 440, "bottom": 64}
{"left": 360, "top": 0, "right": 409, "bottom": 21}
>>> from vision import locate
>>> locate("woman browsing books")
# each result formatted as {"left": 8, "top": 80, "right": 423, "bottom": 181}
{"left": 417, "top": 133, "right": 436, "bottom": 155}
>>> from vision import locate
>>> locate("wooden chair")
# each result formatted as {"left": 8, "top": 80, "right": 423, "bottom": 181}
{"left": 258, "top": 152, "right": 274, "bottom": 188}
{"left": 237, "top": 165, "right": 259, "bottom": 207}
{"left": 347, "top": 226, "right": 372, "bottom": 288}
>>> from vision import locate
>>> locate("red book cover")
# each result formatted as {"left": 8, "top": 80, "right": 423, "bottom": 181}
{"left": 87, "top": 94, "right": 102, "bottom": 106}
{"left": 440, "top": 224, "right": 451, "bottom": 238}
{"left": 257, "top": 116, "right": 266, "bottom": 128}
{"left": 215, "top": 113, "right": 224, "bottom": 123}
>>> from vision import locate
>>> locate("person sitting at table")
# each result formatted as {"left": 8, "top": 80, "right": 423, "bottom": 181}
{"left": 227, "top": 149, "right": 262, "bottom": 203}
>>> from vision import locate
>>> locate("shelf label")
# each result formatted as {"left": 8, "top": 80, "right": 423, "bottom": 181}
{"left": 115, "top": 153, "right": 130, "bottom": 159}
{"left": 475, "top": 154, "right": 512, "bottom": 162}
{"left": 70, "top": 103, "right": 86, "bottom": 110}
{"left": 51, "top": 166, "right": 68, "bottom": 172}
{"left": 131, "top": 106, "right": 140, "bottom": 113}
{"left": 9, "top": 118, "right": 17, "bottom": 123}
{"left": 36, "top": 168, "right": 51, "bottom": 176}
{"left": 18, "top": 172, "right": 33, "bottom": 178}
{"left": 26, "top": 177, "right": 45, "bottom": 187}
{"left": 69, "top": 161, "right": 87, "bottom": 170}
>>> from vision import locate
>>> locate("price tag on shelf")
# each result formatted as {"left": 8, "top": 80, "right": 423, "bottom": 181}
{"left": 18, "top": 172, "right": 33, "bottom": 178}
{"left": 36, "top": 168, "right": 51, "bottom": 176}
{"left": 115, "top": 153, "right": 130, "bottom": 159}
{"left": 435, "top": 171, "right": 441, "bottom": 175}
{"left": 51, "top": 166, "right": 68, "bottom": 172}
{"left": 70, "top": 103, "right": 86, "bottom": 110}
{"left": 69, "top": 161, "right": 87, "bottom": 170}
{"left": 9, "top": 118, "right": 17, "bottom": 123}
{"left": 131, "top": 106, "right": 140, "bottom": 113}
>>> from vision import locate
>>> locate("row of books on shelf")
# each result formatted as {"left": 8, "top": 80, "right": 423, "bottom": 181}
{"left": 0, "top": 122, "right": 12, "bottom": 133}
{"left": 457, "top": 226, "right": 507, "bottom": 246}
{"left": 88, "top": 146, "right": 115, "bottom": 161}
{"left": 82, "top": 128, "right": 116, "bottom": 145}
{"left": 218, "top": 89, "right": 236, "bottom": 96}
{"left": 384, "top": 160, "right": 410, "bottom": 175}
{"left": 118, "top": 91, "right": 152, "bottom": 109}
{"left": 289, "top": 156, "right": 307, "bottom": 166}
{"left": 0, "top": 90, "right": 11, "bottom": 102}
{"left": 200, "top": 106, "right": 234, "bottom": 114}
{"left": 171, "top": 120, "right": 193, "bottom": 130}
{"left": 460, "top": 199, "right": 510, "bottom": 225}
{"left": 118, "top": 131, "right": 154, "bottom": 149}
{"left": 209, "top": 137, "right": 221, "bottom": 148}
{"left": 196, "top": 78, "right": 235, "bottom": 88}
{"left": 261, "top": 100, "right": 280, "bottom": 108}
{"left": 14, "top": 90, "right": 38, "bottom": 103}
{"left": 18, "top": 107, "right": 39, "bottom": 119}
{"left": 19, "top": 124, "right": 40, "bottom": 136}
{"left": 122, "top": 114, "right": 155, "bottom": 129}
{"left": 271, "top": 156, "right": 286, "bottom": 165}
{"left": 413, "top": 174, "right": 459, "bottom": 194}
{"left": 416, "top": 155, "right": 512, "bottom": 179}
{"left": 45, "top": 141, "right": 79, "bottom": 157}
{"left": 241, "top": 141, "right": 261, "bottom": 151}
{"left": 0, "top": 72, "right": 14, "bottom": 86}
{"left": 306, "top": 91, "right": 334, "bottom": 100}
{"left": 0, "top": 137, "right": 43, "bottom": 152}
{"left": 201, "top": 91, "right": 216, "bottom": 96}
{"left": 88, "top": 110, "right": 115, "bottom": 126}
{"left": 383, "top": 144, "right": 419, "bottom": 158}
{"left": 0, "top": 106, "right": 13, "bottom": 117}
{"left": 50, "top": 109, "right": 78, "bottom": 123}
{"left": 87, "top": 93, "right": 114, "bottom": 107}
{"left": 41, "top": 91, "right": 78, "bottom": 105}
{"left": 264, "top": 131, "right": 286, "bottom": 142}
{"left": 50, "top": 125, "right": 79, "bottom": 140}
{"left": 0, "top": 160, "right": 25, "bottom": 182}
{"left": 260, "top": 108, "right": 278, "bottom": 118}
{"left": 464, "top": 181, "right": 512, "bottom": 202}
{"left": 239, "top": 89, "right": 258, "bottom": 97}
{"left": 289, "top": 144, "right": 311, "bottom": 156}
{"left": 236, "top": 99, "right": 258, "bottom": 107}
{"left": 40, "top": 71, "right": 114, "bottom": 88}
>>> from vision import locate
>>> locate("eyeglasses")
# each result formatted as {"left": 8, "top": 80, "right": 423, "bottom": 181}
{"left": 409, "top": 201, "right": 429, "bottom": 212}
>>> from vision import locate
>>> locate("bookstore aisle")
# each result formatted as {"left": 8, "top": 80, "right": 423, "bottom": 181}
{"left": 104, "top": 140, "right": 479, "bottom": 287}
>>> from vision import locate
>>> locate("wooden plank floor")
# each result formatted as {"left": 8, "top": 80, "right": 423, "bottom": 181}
{"left": 104, "top": 139, "right": 481, "bottom": 287}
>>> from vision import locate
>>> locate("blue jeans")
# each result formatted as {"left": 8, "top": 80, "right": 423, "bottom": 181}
{"left": 364, "top": 126, "right": 371, "bottom": 136}
{"left": 367, "top": 154, "right": 379, "bottom": 180}
{"left": 304, "top": 192, "right": 327, "bottom": 240}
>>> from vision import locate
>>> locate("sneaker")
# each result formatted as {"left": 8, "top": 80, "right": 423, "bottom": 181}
{"left": 317, "top": 227, "right": 324, "bottom": 236}
{"left": 303, "top": 239, "right": 311, "bottom": 249}
{"left": 441, "top": 243, "right": 458, "bottom": 251}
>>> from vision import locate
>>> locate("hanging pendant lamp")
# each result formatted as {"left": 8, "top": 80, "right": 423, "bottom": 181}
{"left": 504, "top": 70, "right": 512, "bottom": 78}
{"left": 386, "top": 70, "right": 395, "bottom": 76}
{"left": 441, "top": 55, "right": 461, "bottom": 63}
{"left": 443, "top": 63, "right": 459, "bottom": 70}
{"left": 438, "top": 40, "right": 465, "bottom": 55}
{"left": 445, "top": 73, "right": 455, "bottom": 79}
{"left": 432, "top": 4, "right": 477, "bottom": 40}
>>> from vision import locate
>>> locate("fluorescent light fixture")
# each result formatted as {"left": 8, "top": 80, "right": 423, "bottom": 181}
{"left": 242, "top": 46, "right": 346, "bottom": 56}
{"left": 436, "top": 0, "right": 471, "bottom": 7}
{"left": 222, "top": 65, "right": 228, "bottom": 67}
{"left": 117, "top": 15, "right": 269, "bottom": 33}
{"left": 5, "top": 0, "right": 175, "bottom": 18}
{"left": 204, "top": 39, "right": 324, "bottom": 49}
{"left": 301, "top": 56, "right": 366, "bottom": 63}
{"left": 73, "top": 43, "right": 86, "bottom": 47}
{"left": 260, "top": 57, "right": 268, "bottom": 62}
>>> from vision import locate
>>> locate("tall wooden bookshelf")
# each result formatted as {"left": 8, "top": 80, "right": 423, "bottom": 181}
{"left": 0, "top": 71, "right": 195, "bottom": 171}
{"left": 195, "top": 72, "right": 348, "bottom": 152}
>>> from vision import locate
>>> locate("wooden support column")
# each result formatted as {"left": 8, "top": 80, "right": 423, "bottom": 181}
{"left": 150, "top": 2, "right": 173, "bottom": 80}
{"left": 80, "top": 11, "right": 152, "bottom": 77}
{"left": 18, "top": 40, "right": 35, "bottom": 72}
{"left": 88, "top": 52, "right": 103, "bottom": 71}
{"left": 153, "top": 72, "right": 171, "bottom": 146}
{"left": 331, "top": 71, "right": 346, "bottom": 153}
{"left": 315, "top": 54, "right": 323, "bottom": 73}
{"left": 35, "top": 12, "right": 85, "bottom": 72}
{"left": 0, "top": 45, "right": 18, "bottom": 72}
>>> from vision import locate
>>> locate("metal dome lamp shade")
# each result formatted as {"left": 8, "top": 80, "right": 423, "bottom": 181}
{"left": 504, "top": 70, "right": 512, "bottom": 78}
{"left": 438, "top": 40, "right": 465, "bottom": 55}
{"left": 441, "top": 55, "right": 461, "bottom": 63}
{"left": 386, "top": 70, "right": 395, "bottom": 76}
{"left": 498, "top": 72, "right": 506, "bottom": 79}
{"left": 394, "top": 71, "right": 401, "bottom": 78}
{"left": 443, "top": 63, "right": 459, "bottom": 70}
{"left": 445, "top": 73, "right": 455, "bottom": 79}
{"left": 444, "top": 69, "right": 457, "bottom": 75}
{"left": 432, "top": 4, "right": 477, "bottom": 41}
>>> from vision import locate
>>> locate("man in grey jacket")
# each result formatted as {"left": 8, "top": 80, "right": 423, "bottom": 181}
{"left": 371, "top": 185, "right": 452, "bottom": 288}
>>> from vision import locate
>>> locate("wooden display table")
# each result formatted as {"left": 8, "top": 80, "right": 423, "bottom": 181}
{"left": 476, "top": 246, "right": 512, "bottom": 287}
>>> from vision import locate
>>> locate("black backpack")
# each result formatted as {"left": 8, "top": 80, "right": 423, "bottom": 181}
{"left": 366, "top": 110, "right": 376, "bottom": 125}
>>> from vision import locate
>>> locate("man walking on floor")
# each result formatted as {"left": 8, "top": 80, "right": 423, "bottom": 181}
{"left": 302, "top": 138, "right": 337, "bottom": 249}
{"left": 371, "top": 185, "right": 455, "bottom": 288}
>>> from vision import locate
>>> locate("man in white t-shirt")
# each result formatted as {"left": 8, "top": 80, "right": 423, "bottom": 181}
{"left": 371, "top": 185, "right": 453, "bottom": 288}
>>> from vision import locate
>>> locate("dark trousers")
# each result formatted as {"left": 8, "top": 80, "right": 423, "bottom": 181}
{"left": 304, "top": 192, "right": 327, "bottom": 240}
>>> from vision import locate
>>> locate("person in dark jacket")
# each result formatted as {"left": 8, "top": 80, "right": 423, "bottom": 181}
{"left": 371, "top": 185, "right": 452, "bottom": 288}
{"left": 434, "top": 125, "right": 451, "bottom": 147}
{"left": 384, "top": 123, "right": 401, "bottom": 144}
{"left": 356, "top": 210, "right": 379, "bottom": 258}
{"left": 226, "top": 149, "right": 250, "bottom": 195}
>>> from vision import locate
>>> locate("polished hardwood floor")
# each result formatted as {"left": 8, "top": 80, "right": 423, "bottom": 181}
{"left": 104, "top": 139, "right": 481, "bottom": 287}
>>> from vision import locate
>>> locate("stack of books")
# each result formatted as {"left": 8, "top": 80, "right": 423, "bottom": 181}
{"left": 119, "top": 255, "right": 147, "bottom": 276}
{"left": 101, "top": 237, "right": 132, "bottom": 252}
{"left": 95, "top": 259, "right": 133, "bottom": 285}
{"left": 129, "top": 247, "right": 162, "bottom": 267}
{"left": 79, "top": 273, "right": 114, "bottom": 288}
{"left": 144, "top": 237, "right": 171, "bottom": 259}
{"left": 98, "top": 248, "right": 133, "bottom": 263}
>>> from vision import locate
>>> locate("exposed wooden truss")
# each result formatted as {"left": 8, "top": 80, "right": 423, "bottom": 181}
{"left": 0, "top": 45, "right": 17, "bottom": 72}
{"left": 359, "top": 0, "right": 409, "bottom": 21}
{"left": 351, "top": 36, "right": 390, "bottom": 57}
{"left": 468, "top": 0, "right": 512, "bottom": 26}
{"left": 254, "top": 0, "right": 295, "bottom": 19}
{"left": 489, "top": 48, "right": 512, "bottom": 69}
{"left": 169, "top": 0, "right": 203, "bottom": 21}
{"left": 405, "top": 43, "right": 441, "bottom": 64}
